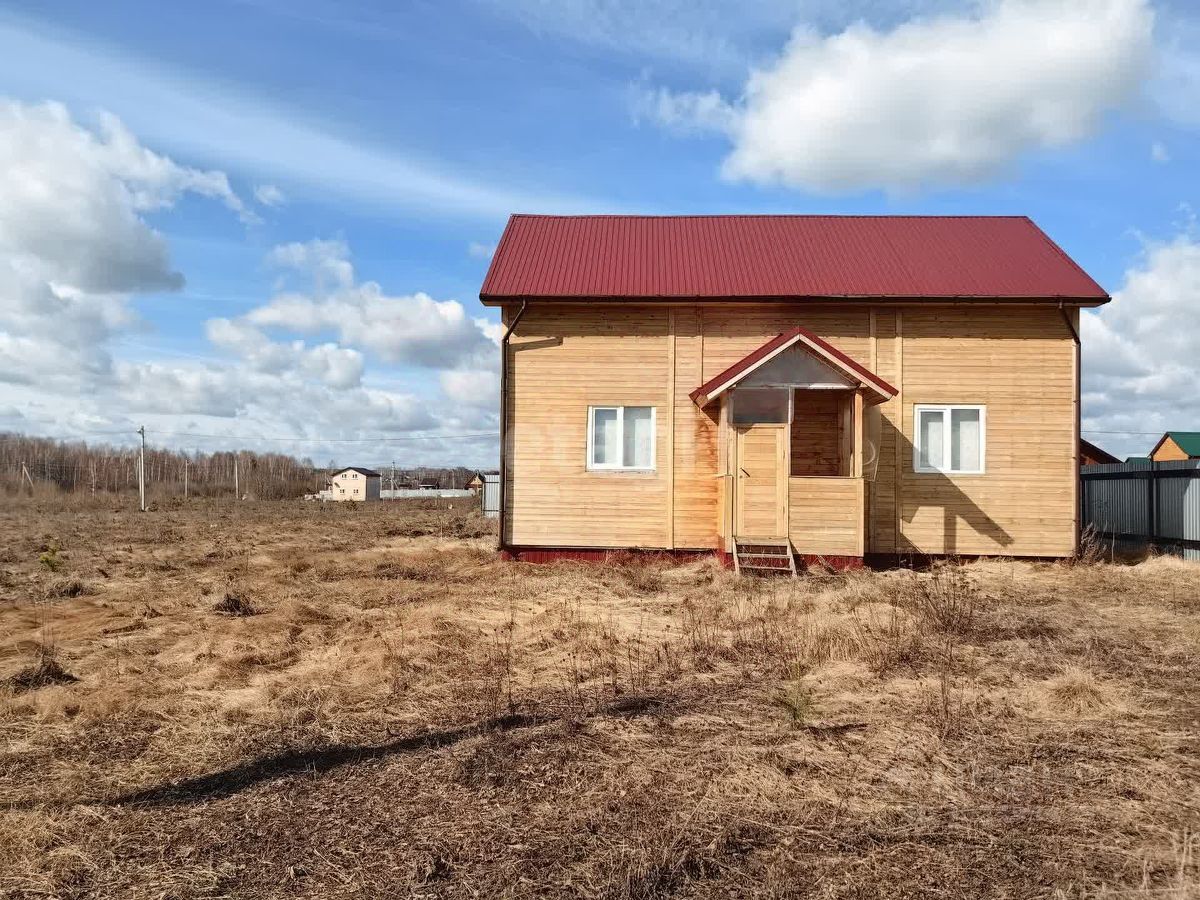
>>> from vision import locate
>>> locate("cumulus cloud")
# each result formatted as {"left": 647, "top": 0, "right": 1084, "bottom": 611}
{"left": 249, "top": 239, "right": 497, "bottom": 370}
{"left": 642, "top": 0, "right": 1155, "bottom": 192}
{"left": 205, "top": 317, "right": 365, "bottom": 389}
{"left": 0, "top": 99, "right": 249, "bottom": 391}
{"left": 0, "top": 99, "right": 455, "bottom": 453}
{"left": 1082, "top": 230, "right": 1200, "bottom": 457}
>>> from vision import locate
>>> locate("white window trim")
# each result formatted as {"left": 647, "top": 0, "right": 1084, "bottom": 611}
{"left": 912, "top": 404, "right": 987, "bottom": 475}
{"left": 586, "top": 406, "right": 657, "bottom": 472}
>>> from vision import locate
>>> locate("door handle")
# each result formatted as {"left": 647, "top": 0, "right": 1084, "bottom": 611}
{"left": 739, "top": 467, "right": 750, "bottom": 477}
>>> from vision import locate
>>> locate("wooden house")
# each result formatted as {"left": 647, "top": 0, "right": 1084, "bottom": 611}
{"left": 1080, "top": 438, "right": 1120, "bottom": 466}
{"left": 1149, "top": 432, "right": 1200, "bottom": 462}
{"left": 481, "top": 215, "right": 1110, "bottom": 568}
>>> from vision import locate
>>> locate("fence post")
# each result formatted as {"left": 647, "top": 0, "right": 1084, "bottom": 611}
{"left": 1148, "top": 462, "right": 1158, "bottom": 550}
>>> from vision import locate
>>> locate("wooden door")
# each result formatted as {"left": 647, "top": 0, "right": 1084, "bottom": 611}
{"left": 734, "top": 425, "right": 788, "bottom": 538}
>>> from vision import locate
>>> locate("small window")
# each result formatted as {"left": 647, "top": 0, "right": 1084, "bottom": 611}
{"left": 731, "top": 388, "right": 790, "bottom": 424}
{"left": 913, "top": 405, "right": 985, "bottom": 474}
{"left": 588, "top": 406, "right": 655, "bottom": 470}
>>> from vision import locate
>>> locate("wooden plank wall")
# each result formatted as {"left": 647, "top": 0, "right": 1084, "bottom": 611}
{"left": 894, "top": 307, "right": 1075, "bottom": 557}
{"left": 505, "top": 302, "right": 1076, "bottom": 557}
{"left": 788, "top": 477, "right": 863, "bottom": 555}
{"left": 506, "top": 305, "right": 671, "bottom": 547}
{"left": 790, "top": 391, "right": 845, "bottom": 476}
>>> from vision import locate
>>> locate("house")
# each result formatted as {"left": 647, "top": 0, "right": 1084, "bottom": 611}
{"left": 328, "top": 466, "right": 381, "bottom": 501}
{"left": 1149, "top": 432, "right": 1200, "bottom": 462}
{"left": 467, "top": 471, "right": 499, "bottom": 493}
{"left": 482, "top": 214, "right": 1109, "bottom": 566}
{"left": 1080, "top": 438, "right": 1120, "bottom": 466}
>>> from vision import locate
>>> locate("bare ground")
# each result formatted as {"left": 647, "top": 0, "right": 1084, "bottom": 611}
{"left": 1, "top": 499, "right": 1198, "bottom": 899}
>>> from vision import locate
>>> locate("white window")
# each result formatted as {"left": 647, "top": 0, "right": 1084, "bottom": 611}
{"left": 913, "top": 405, "right": 985, "bottom": 474}
{"left": 587, "top": 406, "right": 655, "bottom": 470}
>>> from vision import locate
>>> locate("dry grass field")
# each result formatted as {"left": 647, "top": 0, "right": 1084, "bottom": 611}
{"left": 1, "top": 499, "right": 1198, "bottom": 899}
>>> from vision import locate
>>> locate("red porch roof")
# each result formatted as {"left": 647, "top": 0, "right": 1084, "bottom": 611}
{"left": 690, "top": 326, "right": 898, "bottom": 407}
{"left": 479, "top": 215, "right": 1109, "bottom": 304}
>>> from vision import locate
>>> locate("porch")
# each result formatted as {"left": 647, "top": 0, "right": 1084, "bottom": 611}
{"left": 690, "top": 326, "right": 895, "bottom": 565}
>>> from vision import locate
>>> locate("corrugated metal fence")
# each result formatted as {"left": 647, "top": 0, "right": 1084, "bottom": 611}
{"left": 481, "top": 473, "right": 499, "bottom": 519}
{"left": 1081, "top": 459, "right": 1200, "bottom": 560}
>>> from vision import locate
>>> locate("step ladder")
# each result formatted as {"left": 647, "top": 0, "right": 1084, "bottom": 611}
{"left": 733, "top": 537, "right": 798, "bottom": 577}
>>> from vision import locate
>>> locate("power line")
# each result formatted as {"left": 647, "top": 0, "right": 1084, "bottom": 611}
{"left": 147, "top": 430, "right": 499, "bottom": 443}
{"left": 1081, "top": 429, "right": 1167, "bottom": 436}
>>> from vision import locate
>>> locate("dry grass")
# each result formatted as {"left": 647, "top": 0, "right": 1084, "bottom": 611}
{"left": 1, "top": 499, "right": 1198, "bottom": 898}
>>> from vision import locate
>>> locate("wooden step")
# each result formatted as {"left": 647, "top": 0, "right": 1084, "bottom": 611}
{"left": 733, "top": 537, "right": 798, "bottom": 577}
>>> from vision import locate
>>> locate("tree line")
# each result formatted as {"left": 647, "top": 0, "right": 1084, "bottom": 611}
{"left": 1, "top": 432, "right": 491, "bottom": 500}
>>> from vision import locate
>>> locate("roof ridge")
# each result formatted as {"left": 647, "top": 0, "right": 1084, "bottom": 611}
{"left": 508, "top": 213, "right": 1033, "bottom": 220}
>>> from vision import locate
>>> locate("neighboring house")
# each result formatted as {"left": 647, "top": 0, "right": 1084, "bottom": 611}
{"left": 466, "top": 473, "right": 485, "bottom": 492}
{"left": 328, "top": 466, "right": 381, "bottom": 501}
{"left": 482, "top": 214, "right": 1110, "bottom": 565}
{"left": 1080, "top": 438, "right": 1120, "bottom": 466}
{"left": 1125, "top": 456, "right": 1151, "bottom": 464}
{"left": 1149, "top": 432, "right": 1200, "bottom": 462}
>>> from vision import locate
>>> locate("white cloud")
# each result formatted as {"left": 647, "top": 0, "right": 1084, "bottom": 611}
{"left": 467, "top": 241, "right": 496, "bottom": 260}
{"left": 643, "top": 0, "right": 1155, "bottom": 192}
{"left": 1082, "top": 230, "right": 1200, "bottom": 458}
{"left": 0, "top": 99, "right": 248, "bottom": 393}
{"left": 205, "top": 317, "right": 365, "bottom": 389}
{"left": 254, "top": 183, "right": 286, "bottom": 207}
{"left": 0, "top": 17, "right": 605, "bottom": 220}
{"left": 0, "top": 99, "right": 487, "bottom": 460}
{"left": 1150, "top": 141, "right": 1170, "bottom": 163}
{"left": 247, "top": 239, "right": 497, "bottom": 370}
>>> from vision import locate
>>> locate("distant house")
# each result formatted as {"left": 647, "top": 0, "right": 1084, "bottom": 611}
{"left": 1150, "top": 432, "right": 1200, "bottom": 462}
{"left": 328, "top": 467, "right": 381, "bottom": 501}
{"left": 1125, "top": 456, "right": 1151, "bottom": 464}
{"left": 418, "top": 478, "right": 441, "bottom": 490}
{"left": 467, "top": 471, "right": 499, "bottom": 493}
{"left": 1080, "top": 438, "right": 1120, "bottom": 466}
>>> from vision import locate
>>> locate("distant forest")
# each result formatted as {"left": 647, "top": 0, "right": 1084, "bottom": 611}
{"left": 0, "top": 433, "right": 484, "bottom": 500}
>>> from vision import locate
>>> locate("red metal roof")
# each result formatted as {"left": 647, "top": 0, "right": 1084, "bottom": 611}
{"left": 479, "top": 215, "right": 1109, "bottom": 304}
{"left": 690, "top": 326, "right": 897, "bottom": 407}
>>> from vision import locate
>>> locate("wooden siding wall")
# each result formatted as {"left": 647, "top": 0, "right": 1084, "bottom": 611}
{"left": 791, "top": 391, "right": 846, "bottom": 476}
{"left": 504, "top": 302, "right": 1077, "bottom": 557}
{"left": 789, "top": 477, "right": 864, "bottom": 556}
{"left": 894, "top": 307, "right": 1075, "bottom": 557}
{"left": 506, "top": 306, "right": 672, "bottom": 547}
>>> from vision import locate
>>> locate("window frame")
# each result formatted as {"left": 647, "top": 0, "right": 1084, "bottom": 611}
{"left": 586, "top": 405, "right": 657, "bottom": 472}
{"left": 912, "top": 404, "right": 987, "bottom": 475}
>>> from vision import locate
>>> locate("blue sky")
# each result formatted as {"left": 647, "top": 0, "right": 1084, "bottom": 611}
{"left": 0, "top": 0, "right": 1198, "bottom": 464}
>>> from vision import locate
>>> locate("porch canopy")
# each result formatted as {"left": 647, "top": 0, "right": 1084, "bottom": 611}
{"left": 689, "top": 325, "right": 897, "bottom": 408}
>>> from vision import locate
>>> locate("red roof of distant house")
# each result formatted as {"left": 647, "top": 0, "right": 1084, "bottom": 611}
{"left": 479, "top": 215, "right": 1109, "bottom": 304}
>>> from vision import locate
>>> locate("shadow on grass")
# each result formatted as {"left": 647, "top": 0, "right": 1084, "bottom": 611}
{"left": 109, "top": 694, "right": 670, "bottom": 809}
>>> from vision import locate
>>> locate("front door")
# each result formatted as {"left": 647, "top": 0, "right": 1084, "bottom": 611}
{"left": 734, "top": 424, "right": 788, "bottom": 538}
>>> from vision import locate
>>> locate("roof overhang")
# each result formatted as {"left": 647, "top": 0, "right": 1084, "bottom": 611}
{"left": 689, "top": 326, "right": 898, "bottom": 408}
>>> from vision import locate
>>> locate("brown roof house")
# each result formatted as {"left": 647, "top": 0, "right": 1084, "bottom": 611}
{"left": 482, "top": 215, "right": 1109, "bottom": 571}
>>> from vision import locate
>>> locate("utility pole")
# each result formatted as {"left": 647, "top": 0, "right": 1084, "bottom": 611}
{"left": 21, "top": 462, "right": 34, "bottom": 491}
{"left": 138, "top": 426, "right": 146, "bottom": 511}
{"left": 90, "top": 463, "right": 96, "bottom": 497}
{"left": 184, "top": 458, "right": 189, "bottom": 499}
{"left": 391, "top": 461, "right": 396, "bottom": 492}
{"left": 234, "top": 454, "right": 239, "bottom": 500}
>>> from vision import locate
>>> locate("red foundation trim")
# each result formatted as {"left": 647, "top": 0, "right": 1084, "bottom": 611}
{"left": 499, "top": 547, "right": 862, "bottom": 572}
{"left": 501, "top": 547, "right": 731, "bottom": 567}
